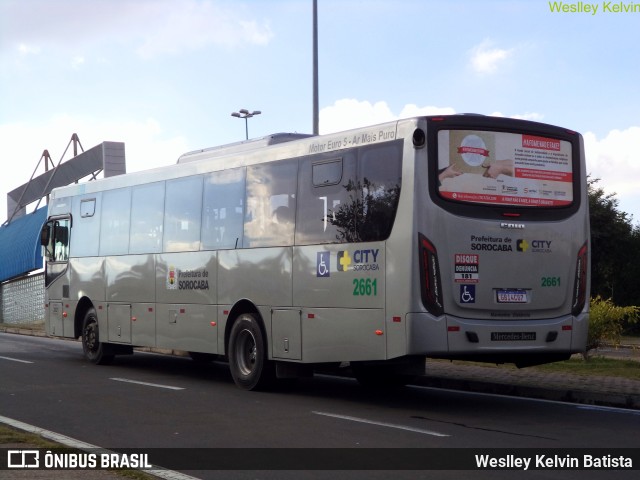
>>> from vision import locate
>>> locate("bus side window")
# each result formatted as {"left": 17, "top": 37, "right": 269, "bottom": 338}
{"left": 202, "top": 168, "right": 245, "bottom": 250}
{"left": 244, "top": 160, "right": 297, "bottom": 248}
{"left": 164, "top": 176, "right": 203, "bottom": 252}
{"left": 54, "top": 223, "right": 70, "bottom": 261}
{"left": 42, "top": 219, "right": 70, "bottom": 262}
{"left": 354, "top": 142, "right": 403, "bottom": 242}
{"left": 99, "top": 187, "right": 132, "bottom": 256}
{"left": 71, "top": 194, "right": 100, "bottom": 257}
{"left": 130, "top": 182, "right": 165, "bottom": 254}
{"left": 295, "top": 153, "right": 357, "bottom": 245}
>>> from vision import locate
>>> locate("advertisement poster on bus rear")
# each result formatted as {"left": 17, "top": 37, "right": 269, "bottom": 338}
{"left": 437, "top": 129, "right": 573, "bottom": 207}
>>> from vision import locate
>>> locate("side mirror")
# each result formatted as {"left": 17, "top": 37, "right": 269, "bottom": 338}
{"left": 40, "top": 224, "right": 51, "bottom": 247}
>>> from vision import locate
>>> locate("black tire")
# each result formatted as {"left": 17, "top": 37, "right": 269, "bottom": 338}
{"left": 81, "top": 308, "right": 114, "bottom": 365}
{"left": 228, "top": 313, "right": 274, "bottom": 390}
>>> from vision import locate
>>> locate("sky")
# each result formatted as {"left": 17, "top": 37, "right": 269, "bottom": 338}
{"left": 1, "top": 0, "right": 639, "bottom": 224}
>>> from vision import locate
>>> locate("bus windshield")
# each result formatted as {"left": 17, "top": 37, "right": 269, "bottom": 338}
{"left": 437, "top": 129, "right": 573, "bottom": 208}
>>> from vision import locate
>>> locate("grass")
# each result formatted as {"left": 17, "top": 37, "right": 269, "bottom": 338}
{"left": 531, "top": 355, "right": 640, "bottom": 381}
{"left": 440, "top": 353, "right": 640, "bottom": 381}
{"left": 0, "top": 424, "right": 59, "bottom": 448}
{"left": 0, "top": 425, "right": 156, "bottom": 480}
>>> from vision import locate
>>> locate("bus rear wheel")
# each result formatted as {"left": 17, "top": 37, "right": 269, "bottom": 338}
{"left": 228, "top": 313, "right": 274, "bottom": 390}
{"left": 81, "top": 308, "right": 114, "bottom": 365}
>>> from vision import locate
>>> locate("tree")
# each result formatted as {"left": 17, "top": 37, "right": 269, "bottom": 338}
{"left": 588, "top": 177, "right": 640, "bottom": 306}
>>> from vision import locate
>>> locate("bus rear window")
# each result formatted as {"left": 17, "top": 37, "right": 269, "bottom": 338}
{"left": 437, "top": 129, "right": 573, "bottom": 208}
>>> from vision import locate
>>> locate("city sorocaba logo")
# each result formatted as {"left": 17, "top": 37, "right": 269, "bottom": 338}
{"left": 517, "top": 239, "right": 530, "bottom": 252}
{"left": 337, "top": 251, "right": 352, "bottom": 271}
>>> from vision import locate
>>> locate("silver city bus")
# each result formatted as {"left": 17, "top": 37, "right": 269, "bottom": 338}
{"left": 41, "top": 115, "right": 590, "bottom": 390}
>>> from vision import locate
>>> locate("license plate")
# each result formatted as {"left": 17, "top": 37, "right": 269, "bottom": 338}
{"left": 496, "top": 289, "right": 528, "bottom": 303}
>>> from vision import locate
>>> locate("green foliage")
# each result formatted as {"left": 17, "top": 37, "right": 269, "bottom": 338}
{"left": 587, "top": 177, "right": 640, "bottom": 305}
{"left": 587, "top": 296, "right": 639, "bottom": 353}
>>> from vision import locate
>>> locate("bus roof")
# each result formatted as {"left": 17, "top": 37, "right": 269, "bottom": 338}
{"left": 49, "top": 118, "right": 408, "bottom": 200}
{"left": 177, "top": 133, "right": 313, "bottom": 164}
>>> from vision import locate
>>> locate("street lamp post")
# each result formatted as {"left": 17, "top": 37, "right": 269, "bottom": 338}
{"left": 231, "top": 109, "right": 261, "bottom": 140}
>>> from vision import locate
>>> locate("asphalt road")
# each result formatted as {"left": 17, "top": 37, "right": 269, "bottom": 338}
{"left": 1, "top": 333, "right": 639, "bottom": 480}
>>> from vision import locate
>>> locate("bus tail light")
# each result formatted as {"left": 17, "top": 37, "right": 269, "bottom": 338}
{"left": 571, "top": 243, "right": 588, "bottom": 316}
{"left": 418, "top": 234, "right": 444, "bottom": 316}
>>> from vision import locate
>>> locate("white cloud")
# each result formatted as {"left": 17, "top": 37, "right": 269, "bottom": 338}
{"left": 0, "top": 115, "right": 189, "bottom": 222}
{"left": 17, "top": 44, "right": 41, "bottom": 56}
{"left": 584, "top": 127, "right": 640, "bottom": 194}
{"left": 490, "top": 111, "right": 545, "bottom": 122}
{"left": 584, "top": 126, "right": 640, "bottom": 221}
{"left": 398, "top": 104, "right": 457, "bottom": 118}
{"left": 320, "top": 99, "right": 395, "bottom": 134}
{"left": 71, "top": 56, "right": 85, "bottom": 69}
{"left": 470, "top": 40, "right": 514, "bottom": 74}
{"left": 320, "top": 99, "right": 456, "bottom": 134}
{"left": 1, "top": 0, "right": 273, "bottom": 60}
{"left": 134, "top": 1, "right": 274, "bottom": 58}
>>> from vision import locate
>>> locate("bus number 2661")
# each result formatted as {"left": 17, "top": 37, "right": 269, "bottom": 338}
{"left": 353, "top": 278, "right": 378, "bottom": 296}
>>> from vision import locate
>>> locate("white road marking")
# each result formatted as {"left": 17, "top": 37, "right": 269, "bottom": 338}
{"left": 0, "top": 414, "right": 199, "bottom": 480}
{"left": 110, "top": 377, "right": 185, "bottom": 390}
{"left": 0, "top": 355, "right": 33, "bottom": 364}
{"left": 312, "top": 411, "right": 450, "bottom": 437}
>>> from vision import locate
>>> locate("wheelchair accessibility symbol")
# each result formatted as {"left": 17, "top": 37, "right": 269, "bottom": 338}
{"left": 460, "top": 285, "right": 475, "bottom": 304}
{"left": 317, "top": 251, "right": 330, "bottom": 277}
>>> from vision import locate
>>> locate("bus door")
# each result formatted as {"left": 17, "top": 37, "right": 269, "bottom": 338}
{"left": 41, "top": 217, "right": 71, "bottom": 336}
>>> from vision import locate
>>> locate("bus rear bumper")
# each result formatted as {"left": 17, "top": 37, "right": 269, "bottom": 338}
{"left": 407, "top": 312, "right": 589, "bottom": 367}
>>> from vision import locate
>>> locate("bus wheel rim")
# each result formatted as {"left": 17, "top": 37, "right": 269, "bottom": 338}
{"left": 236, "top": 328, "right": 257, "bottom": 377}
{"left": 84, "top": 322, "right": 98, "bottom": 352}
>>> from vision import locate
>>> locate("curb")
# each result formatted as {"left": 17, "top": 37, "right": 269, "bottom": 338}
{"left": 411, "top": 374, "right": 640, "bottom": 410}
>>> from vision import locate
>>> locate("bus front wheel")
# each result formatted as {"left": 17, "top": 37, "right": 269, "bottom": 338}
{"left": 81, "top": 308, "right": 114, "bottom": 365}
{"left": 228, "top": 313, "right": 274, "bottom": 390}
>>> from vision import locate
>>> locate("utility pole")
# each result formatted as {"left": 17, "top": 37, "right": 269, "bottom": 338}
{"left": 312, "top": 0, "right": 319, "bottom": 135}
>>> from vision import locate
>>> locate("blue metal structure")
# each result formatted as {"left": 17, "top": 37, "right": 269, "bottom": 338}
{"left": 0, "top": 207, "right": 47, "bottom": 282}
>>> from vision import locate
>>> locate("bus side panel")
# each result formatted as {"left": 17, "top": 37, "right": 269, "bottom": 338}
{"left": 406, "top": 313, "right": 449, "bottom": 356}
{"left": 155, "top": 252, "right": 218, "bottom": 351}
{"left": 301, "top": 308, "right": 386, "bottom": 362}
{"left": 292, "top": 242, "right": 386, "bottom": 363}
{"left": 70, "top": 257, "right": 106, "bottom": 303}
{"left": 106, "top": 255, "right": 156, "bottom": 303}
{"left": 68, "top": 257, "right": 106, "bottom": 338}
{"left": 572, "top": 311, "right": 589, "bottom": 352}
{"left": 292, "top": 244, "right": 384, "bottom": 309}
{"left": 131, "top": 303, "right": 156, "bottom": 347}
{"left": 155, "top": 252, "right": 217, "bottom": 305}
{"left": 107, "top": 303, "right": 132, "bottom": 343}
{"left": 155, "top": 304, "right": 218, "bottom": 353}
{"left": 218, "top": 247, "right": 293, "bottom": 307}
{"left": 45, "top": 264, "right": 74, "bottom": 338}
{"left": 47, "top": 302, "right": 64, "bottom": 337}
